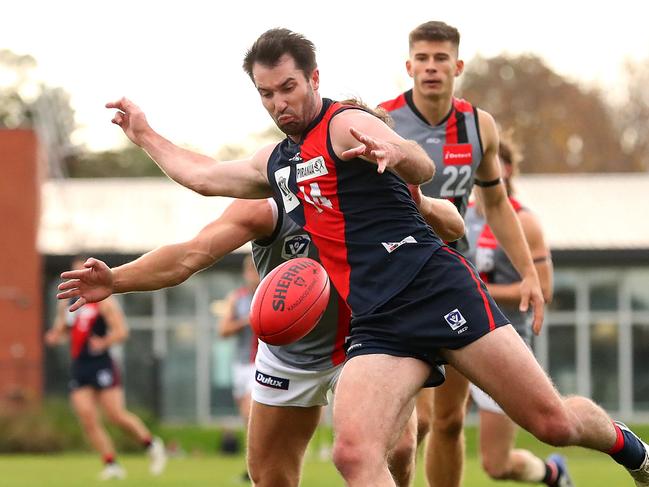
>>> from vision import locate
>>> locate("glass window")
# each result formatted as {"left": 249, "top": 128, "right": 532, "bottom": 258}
{"left": 122, "top": 328, "right": 158, "bottom": 413}
{"left": 629, "top": 270, "right": 649, "bottom": 311}
{"left": 121, "top": 292, "right": 153, "bottom": 316}
{"left": 633, "top": 322, "right": 649, "bottom": 411}
{"left": 549, "top": 272, "right": 576, "bottom": 311}
{"left": 590, "top": 319, "right": 619, "bottom": 410}
{"left": 166, "top": 281, "right": 198, "bottom": 316}
{"left": 589, "top": 272, "right": 618, "bottom": 311}
{"left": 161, "top": 319, "right": 198, "bottom": 420}
{"left": 547, "top": 325, "right": 577, "bottom": 395}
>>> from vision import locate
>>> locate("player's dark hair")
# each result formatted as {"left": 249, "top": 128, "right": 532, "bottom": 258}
{"left": 498, "top": 129, "right": 522, "bottom": 196}
{"left": 243, "top": 28, "right": 317, "bottom": 81}
{"left": 409, "top": 21, "right": 460, "bottom": 51}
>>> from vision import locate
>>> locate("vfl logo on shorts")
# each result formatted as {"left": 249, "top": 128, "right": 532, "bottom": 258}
{"left": 255, "top": 371, "right": 290, "bottom": 390}
{"left": 97, "top": 369, "right": 114, "bottom": 388}
{"left": 444, "top": 309, "right": 467, "bottom": 331}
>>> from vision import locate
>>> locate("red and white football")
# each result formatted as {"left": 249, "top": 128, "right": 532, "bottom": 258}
{"left": 250, "top": 257, "right": 330, "bottom": 345}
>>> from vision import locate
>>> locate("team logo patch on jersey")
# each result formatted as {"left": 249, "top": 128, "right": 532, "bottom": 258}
{"left": 274, "top": 167, "right": 300, "bottom": 212}
{"left": 444, "top": 308, "right": 467, "bottom": 330}
{"left": 295, "top": 156, "right": 328, "bottom": 182}
{"left": 381, "top": 236, "right": 417, "bottom": 253}
{"left": 282, "top": 234, "right": 311, "bottom": 259}
{"left": 443, "top": 144, "right": 473, "bottom": 165}
{"left": 255, "top": 371, "right": 290, "bottom": 390}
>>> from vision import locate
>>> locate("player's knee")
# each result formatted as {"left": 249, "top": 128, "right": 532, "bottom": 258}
{"left": 526, "top": 409, "right": 575, "bottom": 446}
{"left": 432, "top": 408, "right": 465, "bottom": 439}
{"left": 333, "top": 436, "right": 371, "bottom": 478}
{"left": 481, "top": 456, "right": 510, "bottom": 480}
{"left": 104, "top": 409, "right": 126, "bottom": 426}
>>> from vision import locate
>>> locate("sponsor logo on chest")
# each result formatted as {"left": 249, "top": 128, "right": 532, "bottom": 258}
{"left": 295, "top": 156, "right": 328, "bottom": 182}
{"left": 443, "top": 144, "right": 473, "bottom": 165}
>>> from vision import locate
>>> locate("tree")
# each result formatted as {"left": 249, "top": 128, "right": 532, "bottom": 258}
{"left": 0, "top": 49, "right": 77, "bottom": 178}
{"left": 458, "top": 54, "right": 634, "bottom": 173}
{"left": 615, "top": 58, "right": 649, "bottom": 171}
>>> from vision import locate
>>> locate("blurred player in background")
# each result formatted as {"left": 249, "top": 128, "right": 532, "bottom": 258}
{"left": 462, "top": 133, "right": 572, "bottom": 485}
{"left": 219, "top": 254, "right": 259, "bottom": 481}
{"left": 57, "top": 191, "right": 464, "bottom": 487}
{"left": 45, "top": 257, "right": 166, "bottom": 480}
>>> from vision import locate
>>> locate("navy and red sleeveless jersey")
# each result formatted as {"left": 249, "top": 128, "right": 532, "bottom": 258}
{"left": 66, "top": 302, "right": 110, "bottom": 361}
{"left": 380, "top": 91, "right": 484, "bottom": 252}
{"left": 267, "top": 98, "right": 443, "bottom": 316}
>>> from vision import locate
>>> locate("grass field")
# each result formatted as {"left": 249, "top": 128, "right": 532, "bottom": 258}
{"left": 0, "top": 426, "right": 642, "bottom": 486}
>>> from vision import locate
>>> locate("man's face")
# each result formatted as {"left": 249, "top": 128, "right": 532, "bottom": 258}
{"left": 252, "top": 54, "right": 320, "bottom": 137}
{"left": 406, "top": 40, "right": 463, "bottom": 100}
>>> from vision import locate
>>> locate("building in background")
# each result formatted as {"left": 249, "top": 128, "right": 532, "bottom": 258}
{"left": 36, "top": 174, "right": 649, "bottom": 423}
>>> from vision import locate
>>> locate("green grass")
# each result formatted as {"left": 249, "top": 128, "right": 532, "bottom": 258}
{"left": 0, "top": 426, "right": 642, "bottom": 486}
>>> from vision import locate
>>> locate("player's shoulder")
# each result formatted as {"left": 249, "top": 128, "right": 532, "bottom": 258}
{"left": 378, "top": 92, "right": 408, "bottom": 112}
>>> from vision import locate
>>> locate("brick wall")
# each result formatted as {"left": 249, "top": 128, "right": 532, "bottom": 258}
{"left": 0, "top": 130, "right": 43, "bottom": 403}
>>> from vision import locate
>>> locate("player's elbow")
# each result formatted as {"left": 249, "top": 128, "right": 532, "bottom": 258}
{"left": 440, "top": 219, "right": 466, "bottom": 242}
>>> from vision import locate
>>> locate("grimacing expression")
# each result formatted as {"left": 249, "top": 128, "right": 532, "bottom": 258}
{"left": 407, "top": 40, "right": 463, "bottom": 99}
{"left": 252, "top": 54, "right": 320, "bottom": 137}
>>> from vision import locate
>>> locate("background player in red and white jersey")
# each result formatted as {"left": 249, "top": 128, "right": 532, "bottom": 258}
{"left": 101, "top": 28, "right": 649, "bottom": 487}
{"left": 379, "top": 21, "right": 549, "bottom": 487}
{"left": 57, "top": 194, "right": 464, "bottom": 487}
{"left": 45, "top": 257, "right": 166, "bottom": 480}
{"left": 463, "top": 133, "right": 573, "bottom": 486}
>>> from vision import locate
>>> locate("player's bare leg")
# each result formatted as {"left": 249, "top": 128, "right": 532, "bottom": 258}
{"left": 99, "top": 387, "right": 152, "bottom": 442}
{"left": 415, "top": 388, "right": 434, "bottom": 445}
{"left": 247, "top": 402, "right": 322, "bottom": 487}
{"left": 71, "top": 388, "right": 115, "bottom": 458}
{"left": 333, "top": 354, "right": 429, "bottom": 487}
{"left": 425, "top": 366, "right": 469, "bottom": 487}
{"left": 444, "top": 325, "right": 622, "bottom": 450}
{"left": 388, "top": 409, "right": 418, "bottom": 487}
{"left": 479, "top": 409, "right": 550, "bottom": 481}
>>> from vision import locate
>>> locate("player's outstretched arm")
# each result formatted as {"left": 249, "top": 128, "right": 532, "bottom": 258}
{"left": 409, "top": 185, "right": 465, "bottom": 242}
{"left": 105, "top": 97, "right": 274, "bottom": 199}
{"left": 475, "top": 110, "right": 545, "bottom": 332}
{"left": 44, "top": 300, "right": 69, "bottom": 345}
{"left": 57, "top": 199, "right": 276, "bottom": 311}
{"left": 331, "top": 109, "right": 435, "bottom": 184}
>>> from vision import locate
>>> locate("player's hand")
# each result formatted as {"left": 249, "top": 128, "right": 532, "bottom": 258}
{"left": 57, "top": 258, "right": 114, "bottom": 312}
{"left": 44, "top": 330, "right": 61, "bottom": 347}
{"left": 519, "top": 275, "right": 545, "bottom": 335}
{"left": 105, "top": 97, "right": 151, "bottom": 146}
{"left": 408, "top": 184, "right": 423, "bottom": 207}
{"left": 340, "top": 127, "right": 404, "bottom": 174}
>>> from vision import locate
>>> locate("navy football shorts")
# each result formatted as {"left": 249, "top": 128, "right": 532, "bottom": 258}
{"left": 69, "top": 357, "right": 121, "bottom": 391}
{"left": 346, "top": 245, "right": 510, "bottom": 387}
